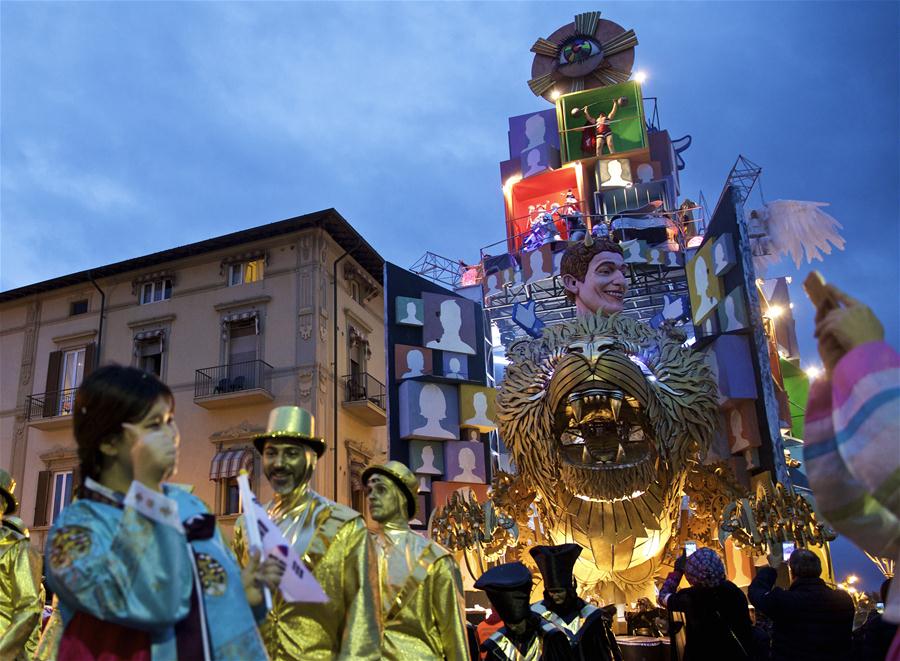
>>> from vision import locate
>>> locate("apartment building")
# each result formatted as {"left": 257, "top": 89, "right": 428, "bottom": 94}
{"left": 0, "top": 208, "right": 388, "bottom": 548}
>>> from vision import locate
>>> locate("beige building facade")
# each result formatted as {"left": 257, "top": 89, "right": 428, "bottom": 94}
{"left": 0, "top": 209, "right": 388, "bottom": 548}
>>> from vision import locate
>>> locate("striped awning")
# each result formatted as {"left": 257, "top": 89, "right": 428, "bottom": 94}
{"left": 221, "top": 310, "right": 260, "bottom": 339}
{"left": 133, "top": 329, "right": 166, "bottom": 356}
{"left": 209, "top": 447, "right": 254, "bottom": 480}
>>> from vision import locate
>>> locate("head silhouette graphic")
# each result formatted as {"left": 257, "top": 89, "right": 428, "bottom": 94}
{"left": 524, "top": 114, "right": 547, "bottom": 149}
{"left": 404, "top": 349, "right": 424, "bottom": 377}
{"left": 403, "top": 301, "right": 420, "bottom": 323}
{"left": 453, "top": 447, "right": 480, "bottom": 481}
{"left": 412, "top": 384, "right": 454, "bottom": 439}
{"left": 419, "top": 444, "right": 437, "bottom": 471}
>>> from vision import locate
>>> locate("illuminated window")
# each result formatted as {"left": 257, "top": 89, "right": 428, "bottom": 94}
{"left": 228, "top": 259, "right": 264, "bottom": 286}
{"left": 50, "top": 470, "right": 74, "bottom": 524}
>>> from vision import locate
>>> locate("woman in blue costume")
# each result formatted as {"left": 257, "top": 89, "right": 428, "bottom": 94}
{"left": 44, "top": 365, "right": 283, "bottom": 660}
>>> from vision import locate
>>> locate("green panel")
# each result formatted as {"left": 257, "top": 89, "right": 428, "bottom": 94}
{"left": 555, "top": 80, "right": 647, "bottom": 163}
{"left": 781, "top": 358, "right": 810, "bottom": 438}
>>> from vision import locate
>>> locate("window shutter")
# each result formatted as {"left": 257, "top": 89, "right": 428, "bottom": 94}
{"left": 33, "top": 471, "right": 52, "bottom": 527}
{"left": 72, "top": 465, "right": 83, "bottom": 497}
{"left": 43, "top": 351, "right": 63, "bottom": 418}
{"left": 83, "top": 342, "right": 97, "bottom": 376}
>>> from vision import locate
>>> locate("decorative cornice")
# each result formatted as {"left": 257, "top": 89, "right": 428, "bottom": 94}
{"left": 127, "top": 314, "right": 176, "bottom": 329}
{"left": 214, "top": 295, "right": 272, "bottom": 312}
{"left": 51, "top": 329, "right": 98, "bottom": 345}
{"left": 209, "top": 420, "right": 265, "bottom": 444}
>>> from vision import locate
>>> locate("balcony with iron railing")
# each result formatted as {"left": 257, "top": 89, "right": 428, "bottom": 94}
{"left": 25, "top": 388, "right": 78, "bottom": 430}
{"left": 194, "top": 359, "right": 274, "bottom": 409}
{"left": 341, "top": 372, "right": 386, "bottom": 426}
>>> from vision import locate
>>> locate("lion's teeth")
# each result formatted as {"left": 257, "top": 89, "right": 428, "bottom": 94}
{"left": 609, "top": 397, "right": 621, "bottom": 421}
{"left": 582, "top": 447, "right": 592, "bottom": 464}
{"left": 570, "top": 399, "right": 583, "bottom": 424}
{"left": 616, "top": 443, "right": 626, "bottom": 463}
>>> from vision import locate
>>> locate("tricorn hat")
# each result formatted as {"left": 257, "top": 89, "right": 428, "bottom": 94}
{"left": 474, "top": 562, "right": 534, "bottom": 622}
{"left": 529, "top": 543, "right": 582, "bottom": 590}
{"left": 361, "top": 460, "right": 418, "bottom": 519}
{"left": 253, "top": 407, "right": 325, "bottom": 457}
{"left": 0, "top": 469, "right": 18, "bottom": 515}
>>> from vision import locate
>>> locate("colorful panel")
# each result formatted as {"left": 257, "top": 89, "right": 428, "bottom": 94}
{"left": 597, "top": 158, "right": 634, "bottom": 188}
{"left": 443, "top": 442, "right": 487, "bottom": 484}
{"left": 395, "top": 296, "right": 424, "bottom": 326}
{"left": 459, "top": 384, "right": 498, "bottom": 432}
{"left": 395, "top": 345, "right": 433, "bottom": 380}
{"left": 556, "top": 80, "right": 647, "bottom": 162}
{"left": 508, "top": 108, "right": 561, "bottom": 158}
{"left": 409, "top": 440, "right": 445, "bottom": 476}
{"left": 687, "top": 241, "right": 723, "bottom": 325}
{"left": 431, "top": 481, "right": 489, "bottom": 510}
{"left": 718, "top": 288, "right": 749, "bottom": 332}
{"left": 398, "top": 380, "right": 460, "bottom": 441}
{"left": 422, "top": 293, "right": 477, "bottom": 356}
{"left": 521, "top": 143, "right": 561, "bottom": 178}
{"left": 442, "top": 352, "right": 469, "bottom": 380}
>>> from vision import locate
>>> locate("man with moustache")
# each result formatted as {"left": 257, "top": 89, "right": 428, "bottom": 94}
{"left": 363, "top": 460, "right": 468, "bottom": 660}
{"left": 234, "top": 406, "right": 381, "bottom": 660}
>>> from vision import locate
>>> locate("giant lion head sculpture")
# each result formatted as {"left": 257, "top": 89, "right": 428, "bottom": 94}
{"left": 497, "top": 312, "right": 718, "bottom": 600}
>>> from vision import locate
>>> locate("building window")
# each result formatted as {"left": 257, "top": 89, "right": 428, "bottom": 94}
{"left": 69, "top": 299, "right": 88, "bottom": 316}
{"left": 58, "top": 348, "right": 86, "bottom": 415}
{"left": 228, "top": 259, "right": 264, "bottom": 286}
{"left": 137, "top": 338, "right": 163, "bottom": 377}
{"left": 50, "top": 470, "right": 74, "bottom": 524}
{"left": 350, "top": 280, "right": 362, "bottom": 304}
{"left": 209, "top": 447, "right": 254, "bottom": 515}
{"left": 140, "top": 279, "right": 172, "bottom": 305}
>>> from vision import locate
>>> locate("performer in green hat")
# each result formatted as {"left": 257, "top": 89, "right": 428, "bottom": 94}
{"left": 234, "top": 406, "right": 382, "bottom": 660}
{"left": 362, "top": 460, "right": 469, "bottom": 660}
{"left": 0, "top": 468, "right": 43, "bottom": 660}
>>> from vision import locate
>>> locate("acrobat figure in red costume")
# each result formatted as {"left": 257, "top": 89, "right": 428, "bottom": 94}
{"left": 575, "top": 97, "right": 626, "bottom": 157}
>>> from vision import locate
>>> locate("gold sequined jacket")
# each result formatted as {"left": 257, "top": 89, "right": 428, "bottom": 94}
{"left": 0, "top": 521, "right": 43, "bottom": 660}
{"left": 234, "top": 486, "right": 382, "bottom": 660}
{"left": 373, "top": 524, "right": 469, "bottom": 661}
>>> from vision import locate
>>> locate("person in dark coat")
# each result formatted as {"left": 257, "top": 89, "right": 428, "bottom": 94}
{"left": 658, "top": 547, "right": 754, "bottom": 660}
{"left": 474, "top": 562, "right": 571, "bottom": 661}
{"left": 748, "top": 548, "right": 854, "bottom": 661}
{"left": 853, "top": 578, "right": 896, "bottom": 660}
{"left": 529, "top": 543, "right": 622, "bottom": 661}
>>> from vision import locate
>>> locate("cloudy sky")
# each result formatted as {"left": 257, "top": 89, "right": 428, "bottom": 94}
{"left": 2, "top": 2, "right": 897, "bottom": 587}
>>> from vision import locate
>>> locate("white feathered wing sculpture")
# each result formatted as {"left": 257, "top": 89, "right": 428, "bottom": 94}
{"left": 748, "top": 200, "right": 846, "bottom": 276}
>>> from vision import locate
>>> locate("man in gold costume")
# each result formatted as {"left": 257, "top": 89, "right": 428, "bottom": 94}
{"left": 0, "top": 469, "right": 43, "bottom": 660}
{"left": 234, "top": 407, "right": 381, "bottom": 660}
{"left": 362, "top": 460, "right": 468, "bottom": 660}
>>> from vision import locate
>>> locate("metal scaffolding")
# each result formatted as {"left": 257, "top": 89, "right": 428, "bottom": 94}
{"left": 409, "top": 252, "right": 464, "bottom": 288}
{"left": 726, "top": 155, "right": 763, "bottom": 207}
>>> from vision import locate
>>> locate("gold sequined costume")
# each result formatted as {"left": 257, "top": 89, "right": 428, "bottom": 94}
{"left": 234, "top": 485, "right": 382, "bottom": 660}
{"left": 0, "top": 470, "right": 43, "bottom": 661}
{"left": 373, "top": 521, "right": 468, "bottom": 660}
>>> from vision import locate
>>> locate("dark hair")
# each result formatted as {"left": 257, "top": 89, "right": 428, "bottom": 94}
{"left": 559, "top": 238, "right": 624, "bottom": 302}
{"left": 788, "top": 548, "right": 822, "bottom": 579}
{"left": 73, "top": 365, "right": 173, "bottom": 481}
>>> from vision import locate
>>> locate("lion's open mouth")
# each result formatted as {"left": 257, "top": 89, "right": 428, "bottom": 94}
{"left": 553, "top": 387, "right": 658, "bottom": 501}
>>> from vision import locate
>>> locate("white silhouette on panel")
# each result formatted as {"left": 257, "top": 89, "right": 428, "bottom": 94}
{"left": 602, "top": 159, "right": 633, "bottom": 188}
{"left": 524, "top": 114, "right": 547, "bottom": 150}
{"left": 412, "top": 384, "right": 455, "bottom": 439}
{"left": 401, "top": 349, "right": 425, "bottom": 378}
{"left": 426, "top": 300, "right": 475, "bottom": 354}
{"left": 446, "top": 357, "right": 464, "bottom": 379}
{"left": 415, "top": 444, "right": 440, "bottom": 474}
{"left": 417, "top": 476, "right": 431, "bottom": 493}
{"left": 728, "top": 408, "right": 753, "bottom": 453}
{"left": 526, "top": 249, "right": 548, "bottom": 285}
{"left": 636, "top": 163, "right": 654, "bottom": 183}
{"left": 692, "top": 255, "right": 718, "bottom": 323}
{"left": 401, "top": 301, "right": 422, "bottom": 325}
{"left": 464, "top": 392, "right": 495, "bottom": 428}
{"left": 451, "top": 447, "right": 481, "bottom": 482}
{"left": 524, "top": 149, "right": 545, "bottom": 177}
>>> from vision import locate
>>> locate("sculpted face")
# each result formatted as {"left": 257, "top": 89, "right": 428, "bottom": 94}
{"left": 262, "top": 441, "right": 316, "bottom": 495}
{"left": 366, "top": 474, "right": 405, "bottom": 524}
{"left": 563, "top": 251, "right": 628, "bottom": 315}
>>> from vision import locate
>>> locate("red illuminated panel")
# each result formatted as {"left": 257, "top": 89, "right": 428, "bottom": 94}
{"left": 504, "top": 166, "right": 584, "bottom": 252}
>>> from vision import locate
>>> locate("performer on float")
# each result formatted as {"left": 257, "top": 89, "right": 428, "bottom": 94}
{"left": 233, "top": 406, "right": 382, "bottom": 660}
{"left": 578, "top": 98, "right": 622, "bottom": 156}
{"left": 474, "top": 562, "right": 571, "bottom": 661}
{"left": 529, "top": 544, "right": 623, "bottom": 661}
{"left": 559, "top": 189, "right": 587, "bottom": 241}
{"left": 559, "top": 236, "right": 627, "bottom": 316}
{"left": 44, "top": 365, "right": 281, "bottom": 660}
{"left": 0, "top": 469, "right": 43, "bottom": 660}
{"left": 362, "top": 460, "right": 468, "bottom": 660}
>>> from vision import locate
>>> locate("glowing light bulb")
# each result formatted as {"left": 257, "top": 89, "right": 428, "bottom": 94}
{"left": 767, "top": 305, "right": 784, "bottom": 319}
{"left": 634, "top": 71, "right": 647, "bottom": 84}
{"left": 550, "top": 89, "right": 561, "bottom": 100}
{"left": 805, "top": 365, "right": 822, "bottom": 381}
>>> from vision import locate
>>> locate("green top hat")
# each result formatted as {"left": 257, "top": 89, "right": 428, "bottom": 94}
{"left": 361, "top": 460, "right": 418, "bottom": 520}
{"left": 253, "top": 407, "right": 326, "bottom": 457}
{"left": 0, "top": 469, "right": 18, "bottom": 516}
